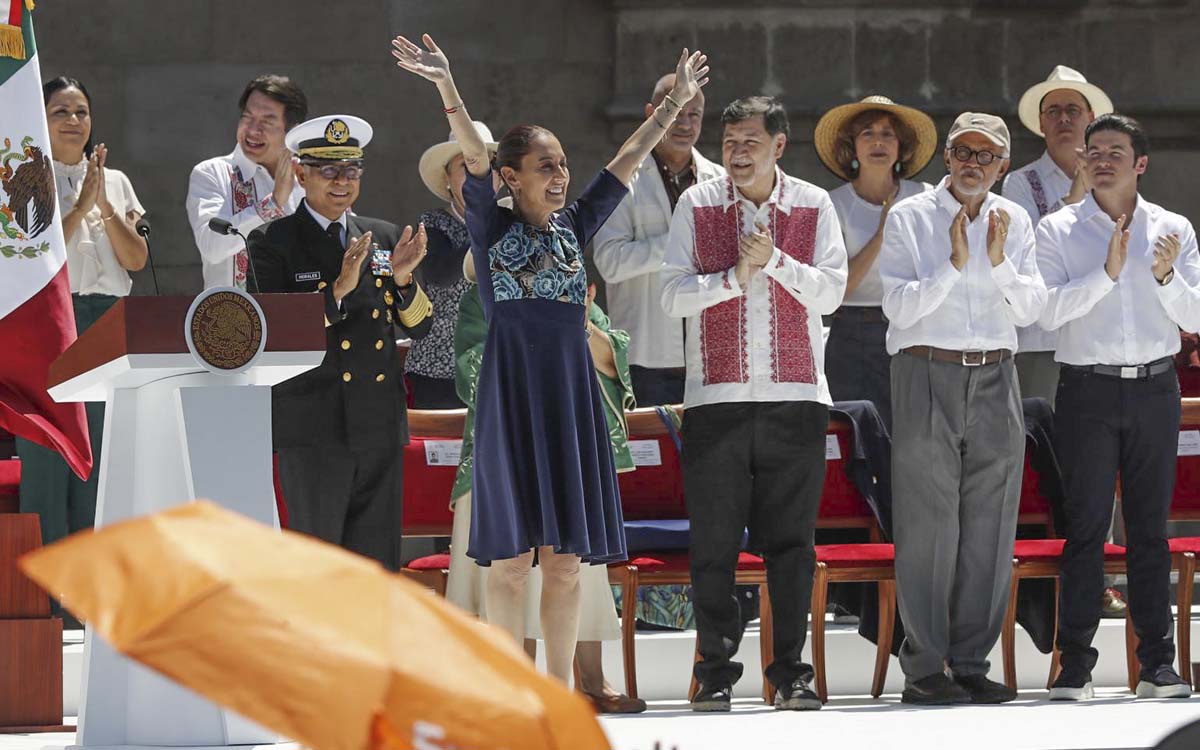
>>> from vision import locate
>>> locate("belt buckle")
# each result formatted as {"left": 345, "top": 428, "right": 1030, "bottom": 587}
{"left": 1120, "top": 366, "right": 1139, "bottom": 379}
{"left": 962, "top": 350, "right": 986, "bottom": 367}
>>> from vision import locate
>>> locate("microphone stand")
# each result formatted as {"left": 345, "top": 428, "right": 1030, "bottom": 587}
{"left": 134, "top": 219, "right": 161, "bottom": 295}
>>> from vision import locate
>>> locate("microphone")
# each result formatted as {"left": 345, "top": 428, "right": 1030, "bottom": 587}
{"left": 134, "top": 218, "right": 161, "bottom": 296}
{"left": 206, "top": 218, "right": 260, "bottom": 293}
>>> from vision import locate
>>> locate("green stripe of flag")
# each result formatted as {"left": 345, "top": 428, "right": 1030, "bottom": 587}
{"left": 0, "top": 4, "right": 36, "bottom": 89}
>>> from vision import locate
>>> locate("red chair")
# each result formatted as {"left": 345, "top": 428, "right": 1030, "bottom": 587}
{"left": 0, "top": 428, "right": 18, "bottom": 514}
{"left": 396, "top": 409, "right": 463, "bottom": 595}
{"left": 1001, "top": 438, "right": 1137, "bottom": 692}
{"left": 1165, "top": 398, "right": 1200, "bottom": 687}
{"left": 809, "top": 420, "right": 897, "bottom": 703}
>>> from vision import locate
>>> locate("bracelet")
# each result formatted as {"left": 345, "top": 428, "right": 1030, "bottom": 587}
{"left": 442, "top": 102, "right": 463, "bottom": 114}
{"left": 100, "top": 212, "right": 117, "bottom": 222}
{"left": 663, "top": 93, "right": 683, "bottom": 111}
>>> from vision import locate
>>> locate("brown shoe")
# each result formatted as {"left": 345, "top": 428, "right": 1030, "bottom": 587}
{"left": 582, "top": 690, "right": 647, "bottom": 714}
{"left": 1102, "top": 587, "right": 1128, "bottom": 618}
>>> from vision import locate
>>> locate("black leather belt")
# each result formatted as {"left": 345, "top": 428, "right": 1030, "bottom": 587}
{"left": 902, "top": 346, "right": 1012, "bottom": 367}
{"left": 1064, "top": 357, "right": 1174, "bottom": 380}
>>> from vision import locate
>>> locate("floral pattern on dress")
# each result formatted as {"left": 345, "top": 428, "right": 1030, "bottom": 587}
{"left": 488, "top": 220, "right": 588, "bottom": 305}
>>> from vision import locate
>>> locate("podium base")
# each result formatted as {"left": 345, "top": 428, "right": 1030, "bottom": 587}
{"left": 0, "top": 724, "right": 73, "bottom": 734}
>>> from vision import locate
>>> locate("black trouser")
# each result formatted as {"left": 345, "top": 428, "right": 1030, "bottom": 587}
{"left": 1054, "top": 365, "right": 1180, "bottom": 676}
{"left": 630, "top": 365, "right": 686, "bottom": 407}
{"left": 824, "top": 308, "right": 892, "bottom": 431}
{"left": 683, "top": 400, "right": 828, "bottom": 689}
{"left": 278, "top": 439, "right": 403, "bottom": 571}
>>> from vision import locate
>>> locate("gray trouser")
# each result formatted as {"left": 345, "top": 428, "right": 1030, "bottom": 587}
{"left": 1015, "top": 350, "right": 1061, "bottom": 405}
{"left": 891, "top": 352, "right": 1025, "bottom": 681}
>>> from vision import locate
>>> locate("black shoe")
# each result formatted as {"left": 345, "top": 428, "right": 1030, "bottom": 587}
{"left": 953, "top": 673, "right": 1017, "bottom": 704}
{"left": 1136, "top": 665, "right": 1192, "bottom": 699}
{"left": 901, "top": 672, "right": 972, "bottom": 705}
{"left": 691, "top": 684, "right": 732, "bottom": 712}
{"left": 1048, "top": 670, "right": 1094, "bottom": 701}
{"left": 774, "top": 676, "right": 821, "bottom": 711}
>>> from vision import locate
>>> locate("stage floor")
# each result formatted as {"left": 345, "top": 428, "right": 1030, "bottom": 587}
{"left": 2, "top": 692, "right": 1197, "bottom": 750}
{"left": 597, "top": 691, "right": 1200, "bottom": 750}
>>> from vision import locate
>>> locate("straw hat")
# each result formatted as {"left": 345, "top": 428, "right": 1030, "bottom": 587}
{"left": 418, "top": 121, "right": 499, "bottom": 203}
{"left": 1017, "top": 65, "right": 1113, "bottom": 137}
{"left": 814, "top": 96, "right": 938, "bottom": 182}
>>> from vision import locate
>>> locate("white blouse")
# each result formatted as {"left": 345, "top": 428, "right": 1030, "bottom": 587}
{"left": 55, "top": 159, "right": 145, "bottom": 296}
{"left": 829, "top": 179, "right": 931, "bottom": 306}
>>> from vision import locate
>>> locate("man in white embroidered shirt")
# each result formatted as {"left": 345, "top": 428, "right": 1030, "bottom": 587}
{"left": 186, "top": 74, "right": 307, "bottom": 289}
{"left": 594, "top": 74, "right": 724, "bottom": 405}
{"left": 879, "top": 112, "right": 1046, "bottom": 705}
{"left": 1038, "top": 114, "right": 1199, "bottom": 701}
{"left": 1003, "top": 65, "right": 1113, "bottom": 403}
{"left": 661, "top": 96, "right": 847, "bottom": 712}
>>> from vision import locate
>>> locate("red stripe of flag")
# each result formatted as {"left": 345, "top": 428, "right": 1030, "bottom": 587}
{"left": 6, "top": 1, "right": 20, "bottom": 29}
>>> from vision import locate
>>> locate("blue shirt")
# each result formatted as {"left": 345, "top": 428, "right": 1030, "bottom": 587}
{"left": 462, "top": 168, "right": 628, "bottom": 320}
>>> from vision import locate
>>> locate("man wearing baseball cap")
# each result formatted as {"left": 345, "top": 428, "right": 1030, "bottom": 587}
{"left": 878, "top": 112, "right": 1047, "bottom": 704}
{"left": 248, "top": 114, "right": 433, "bottom": 571}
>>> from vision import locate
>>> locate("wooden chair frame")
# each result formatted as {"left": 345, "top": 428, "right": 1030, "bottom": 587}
{"left": 809, "top": 557, "right": 896, "bottom": 703}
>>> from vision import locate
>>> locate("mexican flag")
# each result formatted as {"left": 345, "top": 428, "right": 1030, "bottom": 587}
{"left": 0, "top": 0, "right": 92, "bottom": 480}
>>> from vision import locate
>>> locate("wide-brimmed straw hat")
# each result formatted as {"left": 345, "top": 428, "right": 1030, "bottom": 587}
{"left": 418, "top": 121, "right": 499, "bottom": 203}
{"left": 1017, "top": 65, "right": 1113, "bottom": 137}
{"left": 814, "top": 95, "right": 938, "bottom": 182}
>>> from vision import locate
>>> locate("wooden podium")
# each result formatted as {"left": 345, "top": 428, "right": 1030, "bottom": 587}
{"left": 46, "top": 292, "right": 326, "bottom": 750}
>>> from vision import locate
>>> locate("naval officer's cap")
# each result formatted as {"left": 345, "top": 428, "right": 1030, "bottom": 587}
{"left": 285, "top": 115, "right": 373, "bottom": 162}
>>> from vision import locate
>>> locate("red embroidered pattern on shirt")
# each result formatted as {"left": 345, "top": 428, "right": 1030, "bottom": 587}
{"left": 693, "top": 201, "right": 747, "bottom": 385}
{"left": 229, "top": 165, "right": 256, "bottom": 288}
{"left": 769, "top": 205, "right": 819, "bottom": 384}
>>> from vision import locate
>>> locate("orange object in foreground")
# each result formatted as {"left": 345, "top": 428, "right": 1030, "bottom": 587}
{"left": 19, "top": 501, "right": 610, "bottom": 750}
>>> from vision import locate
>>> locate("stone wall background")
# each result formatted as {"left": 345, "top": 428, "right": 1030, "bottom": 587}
{"left": 32, "top": 0, "right": 1200, "bottom": 296}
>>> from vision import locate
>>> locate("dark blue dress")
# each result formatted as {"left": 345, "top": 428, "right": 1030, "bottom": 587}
{"left": 462, "top": 168, "right": 629, "bottom": 566}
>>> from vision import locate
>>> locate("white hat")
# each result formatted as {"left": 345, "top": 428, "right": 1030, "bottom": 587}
{"left": 1018, "top": 66, "right": 1113, "bottom": 137}
{"left": 418, "top": 121, "right": 499, "bottom": 203}
{"left": 285, "top": 115, "right": 373, "bottom": 161}
{"left": 947, "top": 112, "right": 1011, "bottom": 153}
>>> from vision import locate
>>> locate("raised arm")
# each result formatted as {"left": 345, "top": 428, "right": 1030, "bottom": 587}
{"left": 392, "top": 33, "right": 491, "bottom": 179}
{"left": 605, "top": 49, "right": 711, "bottom": 185}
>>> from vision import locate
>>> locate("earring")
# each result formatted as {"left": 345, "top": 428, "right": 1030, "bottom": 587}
{"left": 894, "top": 161, "right": 903, "bottom": 174}
{"left": 850, "top": 158, "right": 860, "bottom": 173}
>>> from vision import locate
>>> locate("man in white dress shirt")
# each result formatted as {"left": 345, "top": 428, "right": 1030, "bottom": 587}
{"left": 1003, "top": 65, "right": 1113, "bottom": 402}
{"left": 594, "top": 74, "right": 724, "bottom": 405}
{"left": 186, "top": 74, "right": 307, "bottom": 289}
{"left": 879, "top": 112, "right": 1046, "bottom": 705}
{"left": 1003, "top": 67, "right": 1129, "bottom": 620}
{"left": 661, "top": 96, "right": 847, "bottom": 712}
{"left": 1038, "top": 114, "right": 1199, "bottom": 701}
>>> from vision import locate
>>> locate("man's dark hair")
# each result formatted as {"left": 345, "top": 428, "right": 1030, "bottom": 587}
{"left": 43, "top": 76, "right": 94, "bottom": 156}
{"left": 238, "top": 74, "right": 308, "bottom": 130}
{"left": 720, "top": 96, "right": 789, "bottom": 139}
{"left": 1085, "top": 113, "right": 1150, "bottom": 160}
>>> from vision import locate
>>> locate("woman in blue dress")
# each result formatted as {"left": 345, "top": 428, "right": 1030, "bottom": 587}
{"left": 392, "top": 32, "right": 709, "bottom": 684}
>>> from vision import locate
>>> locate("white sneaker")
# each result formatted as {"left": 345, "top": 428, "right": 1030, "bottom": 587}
{"left": 1048, "top": 681, "right": 1094, "bottom": 701}
{"left": 1135, "top": 666, "right": 1192, "bottom": 699}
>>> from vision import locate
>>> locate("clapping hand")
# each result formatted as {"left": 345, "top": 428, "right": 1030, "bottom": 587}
{"left": 985, "top": 208, "right": 1010, "bottom": 267}
{"left": 667, "top": 49, "right": 710, "bottom": 107}
{"left": 1104, "top": 214, "right": 1129, "bottom": 281}
{"left": 391, "top": 223, "right": 428, "bottom": 284}
{"left": 272, "top": 150, "right": 297, "bottom": 207}
{"left": 1152, "top": 232, "right": 1181, "bottom": 283}
{"left": 949, "top": 206, "right": 969, "bottom": 271}
{"left": 391, "top": 33, "right": 451, "bottom": 84}
{"left": 333, "top": 231, "right": 373, "bottom": 304}
{"left": 740, "top": 221, "right": 775, "bottom": 267}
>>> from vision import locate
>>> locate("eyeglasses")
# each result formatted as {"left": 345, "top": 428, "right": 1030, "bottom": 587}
{"left": 303, "top": 163, "right": 364, "bottom": 181}
{"left": 1041, "top": 105, "right": 1086, "bottom": 121}
{"left": 949, "top": 145, "right": 1005, "bottom": 166}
